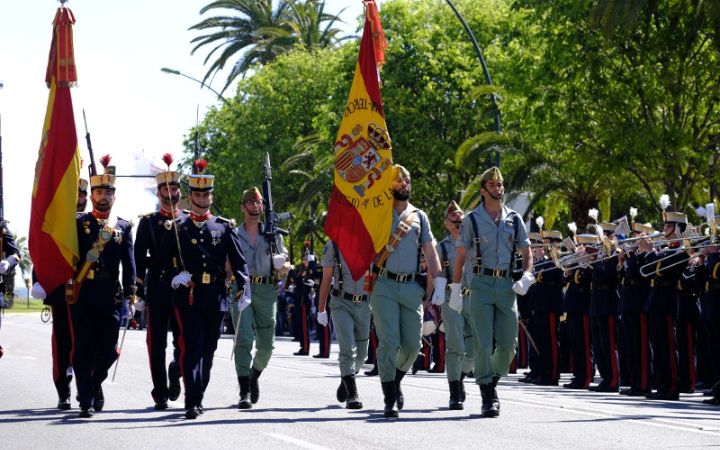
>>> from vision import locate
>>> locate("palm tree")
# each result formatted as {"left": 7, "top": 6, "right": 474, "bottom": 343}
{"left": 190, "top": 0, "right": 346, "bottom": 95}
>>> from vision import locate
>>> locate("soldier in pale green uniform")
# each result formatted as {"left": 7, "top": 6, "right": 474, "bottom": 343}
{"left": 317, "top": 240, "right": 371, "bottom": 409}
{"left": 431, "top": 200, "right": 474, "bottom": 410}
{"left": 369, "top": 165, "right": 445, "bottom": 418}
{"left": 231, "top": 187, "right": 290, "bottom": 409}
{"left": 452, "top": 167, "right": 534, "bottom": 418}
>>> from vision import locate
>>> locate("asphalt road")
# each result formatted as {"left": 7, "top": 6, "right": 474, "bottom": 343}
{"left": 1, "top": 312, "right": 719, "bottom": 449}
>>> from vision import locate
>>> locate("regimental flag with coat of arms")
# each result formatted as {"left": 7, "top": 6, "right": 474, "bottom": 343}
{"left": 324, "top": 0, "right": 393, "bottom": 281}
{"left": 29, "top": 6, "right": 81, "bottom": 292}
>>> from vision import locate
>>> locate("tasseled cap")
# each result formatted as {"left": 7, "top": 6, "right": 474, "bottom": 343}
{"left": 242, "top": 187, "right": 263, "bottom": 203}
{"left": 632, "top": 223, "right": 655, "bottom": 234}
{"left": 598, "top": 221, "right": 617, "bottom": 234}
{"left": 391, "top": 164, "right": 410, "bottom": 181}
{"left": 78, "top": 178, "right": 88, "bottom": 193}
{"left": 155, "top": 153, "right": 182, "bottom": 187}
{"left": 187, "top": 159, "right": 214, "bottom": 192}
{"left": 528, "top": 232, "right": 543, "bottom": 244}
{"left": 480, "top": 166, "right": 503, "bottom": 187}
{"left": 576, "top": 234, "right": 601, "bottom": 245}
{"left": 90, "top": 154, "right": 116, "bottom": 190}
{"left": 445, "top": 200, "right": 462, "bottom": 216}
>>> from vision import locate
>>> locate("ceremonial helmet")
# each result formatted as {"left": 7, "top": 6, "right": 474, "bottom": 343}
{"left": 155, "top": 153, "right": 182, "bottom": 187}
{"left": 90, "top": 154, "right": 116, "bottom": 190}
{"left": 78, "top": 178, "right": 88, "bottom": 194}
{"left": 188, "top": 159, "right": 214, "bottom": 192}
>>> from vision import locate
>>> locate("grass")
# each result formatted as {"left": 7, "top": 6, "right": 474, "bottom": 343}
{"left": 3, "top": 297, "right": 46, "bottom": 312}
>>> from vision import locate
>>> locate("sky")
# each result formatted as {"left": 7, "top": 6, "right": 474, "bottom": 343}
{"left": 0, "top": 0, "right": 373, "bottom": 282}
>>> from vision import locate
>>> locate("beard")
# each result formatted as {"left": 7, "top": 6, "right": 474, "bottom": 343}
{"left": 452, "top": 220, "right": 462, "bottom": 230}
{"left": 93, "top": 201, "right": 112, "bottom": 212}
{"left": 190, "top": 198, "right": 210, "bottom": 210}
{"left": 248, "top": 211, "right": 262, "bottom": 217}
{"left": 392, "top": 189, "right": 410, "bottom": 201}
{"left": 161, "top": 193, "right": 181, "bottom": 206}
{"left": 486, "top": 191, "right": 503, "bottom": 201}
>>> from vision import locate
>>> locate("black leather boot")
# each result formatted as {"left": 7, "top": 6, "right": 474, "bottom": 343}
{"left": 250, "top": 367, "right": 262, "bottom": 404}
{"left": 381, "top": 381, "right": 399, "bottom": 418}
{"left": 449, "top": 380, "right": 464, "bottom": 410}
{"left": 342, "top": 375, "right": 363, "bottom": 409}
{"left": 395, "top": 369, "right": 406, "bottom": 410}
{"left": 459, "top": 372, "right": 467, "bottom": 402}
{"left": 491, "top": 375, "right": 501, "bottom": 412}
{"left": 92, "top": 385, "right": 104, "bottom": 412}
{"left": 480, "top": 383, "right": 499, "bottom": 417}
{"left": 238, "top": 376, "right": 252, "bottom": 409}
{"left": 336, "top": 378, "right": 348, "bottom": 403}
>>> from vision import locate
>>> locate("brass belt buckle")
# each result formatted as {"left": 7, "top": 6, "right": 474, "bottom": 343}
{"left": 352, "top": 294, "right": 363, "bottom": 302}
{"left": 462, "top": 287, "right": 471, "bottom": 296}
{"left": 251, "top": 276, "right": 261, "bottom": 284}
{"left": 202, "top": 273, "right": 211, "bottom": 284}
{"left": 397, "top": 273, "right": 408, "bottom": 282}
{"left": 493, "top": 269, "right": 502, "bottom": 278}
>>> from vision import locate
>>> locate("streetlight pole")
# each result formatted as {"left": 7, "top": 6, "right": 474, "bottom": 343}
{"left": 160, "top": 67, "right": 230, "bottom": 106}
{"left": 444, "top": 0, "right": 501, "bottom": 167}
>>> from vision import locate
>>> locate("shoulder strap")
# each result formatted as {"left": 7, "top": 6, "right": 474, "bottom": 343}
{"left": 416, "top": 212, "right": 424, "bottom": 273}
{"left": 439, "top": 241, "right": 451, "bottom": 280}
{"left": 375, "top": 211, "right": 417, "bottom": 269}
{"left": 332, "top": 241, "right": 343, "bottom": 290}
{"left": 509, "top": 210, "right": 520, "bottom": 270}
{"left": 469, "top": 212, "right": 482, "bottom": 267}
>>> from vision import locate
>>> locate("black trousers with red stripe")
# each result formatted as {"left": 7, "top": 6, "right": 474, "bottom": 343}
{"left": 146, "top": 289, "right": 181, "bottom": 403}
{"left": 431, "top": 330, "right": 445, "bottom": 372}
{"left": 676, "top": 318, "right": 697, "bottom": 393}
{"left": 51, "top": 302, "right": 74, "bottom": 401}
{"left": 703, "top": 317, "right": 720, "bottom": 388}
{"left": 648, "top": 313, "right": 679, "bottom": 395}
{"left": 295, "top": 303, "right": 310, "bottom": 353}
{"left": 591, "top": 315, "right": 619, "bottom": 389}
{"left": 620, "top": 311, "right": 651, "bottom": 392}
{"left": 366, "top": 324, "right": 378, "bottom": 364}
{"left": 534, "top": 311, "right": 560, "bottom": 382}
{"left": 567, "top": 312, "right": 593, "bottom": 386}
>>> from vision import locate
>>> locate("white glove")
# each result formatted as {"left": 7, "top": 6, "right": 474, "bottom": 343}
{"left": 431, "top": 276, "right": 447, "bottom": 305}
{"left": 272, "top": 254, "right": 286, "bottom": 270}
{"left": 512, "top": 271, "right": 536, "bottom": 296}
{"left": 236, "top": 293, "right": 251, "bottom": 312}
{"left": 0, "top": 260, "right": 9, "bottom": 274}
{"left": 448, "top": 283, "right": 463, "bottom": 312}
{"left": 31, "top": 282, "right": 47, "bottom": 300}
{"left": 317, "top": 311, "right": 328, "bottom": 327}
{"left": 171, "top": 271, "right": 192, "bottom": 289}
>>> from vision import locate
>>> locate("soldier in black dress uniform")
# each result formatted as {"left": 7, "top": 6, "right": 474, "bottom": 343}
{"left": 31, "top": 178, "right": 88, "bottom": 409}
{"left": 169, "top": 160, "right": 250, "bottom": 419}
{"left": 134, "top": 155, "right": 186, "bottom": 410}
{"left": 70, "top": 158, "right": 136, "bottom": 418}
{"left": 0, "top": 217, "right": 21, "bottom": 359}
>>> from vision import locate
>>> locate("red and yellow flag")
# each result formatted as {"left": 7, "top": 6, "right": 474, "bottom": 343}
{"left": 324, "top": 1, "right": 392, "bottom": 280}
{"left": 29, "top": 6, "right": 81, "bottom": 292}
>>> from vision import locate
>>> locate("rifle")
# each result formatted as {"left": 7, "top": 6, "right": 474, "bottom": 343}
{"left": 261, "top": 152, "right": 293, "bottom": 252}
{"left": 82, "top": 109, "right": 97, "bottom": 177}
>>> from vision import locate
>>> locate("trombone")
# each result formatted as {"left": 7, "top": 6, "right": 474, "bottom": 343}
{"left": 638, "top": 237, "right": 718, "bottom": 277}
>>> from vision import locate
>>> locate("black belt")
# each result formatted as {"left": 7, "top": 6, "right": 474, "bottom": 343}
{"left": 623, "top": 278, "right": 648, "bottom": 287}
{"left": 592, "top": 283, "right": 616, "bottom": 291}
{"left": 473, "top": 266, "right": 509, "bottom": 278}
{"left": 250, "top": 275, "right": 276, "bottom": 285}
{"left": 373, "top": 266, "right": 422, "bottom": 283}
{"left": 191, "top": 272, "right": 219, "bottom": 285}
{"left": 331, "top": 289, "right": 368, "bottom": 302}
{"left": 651, "top": 279, "right": 676, "bottom": 288}
{"left": 538, "top": 281, "right": 563, "bottom": 288}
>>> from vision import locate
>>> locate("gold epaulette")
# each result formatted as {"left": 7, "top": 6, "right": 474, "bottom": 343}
{"left": 215, "top": 216, "right": 237, "bottom": 228}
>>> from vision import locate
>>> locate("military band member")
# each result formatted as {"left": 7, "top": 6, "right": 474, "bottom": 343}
{"left": 518, "top": 232, "right": 542, "bottom": 383}
{"left": 291, "top": 252, "right": 317, "bottom": 356}
{"left": 618, "top": 223, "right": 653, "bottom": 396}
{"left": 588, "top": 222, "right": 621, "bottom": 392}
{"left": 562, "top": 234, "right": 596, "bottom": 389}
{"left": 431, "top": 200, "right": 474, "bottom": 410}
{"left": 30, "top": 178, "right": 88, "bottom": 409}
{"left": 170, "top": 161, "right": 250, "bottom": 419}
{"left": 638, "top": 211, "right": 688, "bottom": 400}
{"left": 677, "top": 253, "right": 701, "bottom": 393}
{"left": 452, "top": 166, "right": 533, "bottom": 418}
{"left": 0, "top": 217, "right": 21, "bottom": 360}
{"left": 369, "top": 164, "right": 444, "bottom": 418}
{"left": 317, "top": 239, "right": 371, "bottom": 409}
{"left": 134, "top": 158, "right": 185, "bottom": 410}
{"left": 71, "top": 158, "right": 136, "bottom": 418}
{"left": 699, "top": 242, "right": 720, "bottom": 405}
{"left": 529, "top": 230, "right": 564, "bottom": 386}
{"left": 232, "top": 187, "right": 289, "bottom": 409}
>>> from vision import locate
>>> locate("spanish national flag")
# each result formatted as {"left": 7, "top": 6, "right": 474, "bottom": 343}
{"left": 29, "top": 6, "right": 81, "bottom": 292}
{"left": 324, "top": 0, "right": 392, "bottom": 281}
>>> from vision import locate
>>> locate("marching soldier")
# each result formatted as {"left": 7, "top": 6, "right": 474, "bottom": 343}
{"left": 317, "top": 239, "right": 371, "bottom": 409}
{"left": 618, "top": 223, "right": 653, "bottom": 396}
{"left": 69, "top": 157, "right": 135, "bottom": 418}
{"left": 369, "top": 164, "right": 444, "bottom": 418}
{"left": 30, "top": 178, "right": 88, "bottom": 409}
{"left": 562, "top": 234, "right": 596, "bottom": 389}
{"left": 291, "top": 252, "right": 316, "bottom": 356}
{"left": 638, "top": 210, "right": 688, "bottom": 400}
{"left": 452, "top": 166, "right": 533, "bottom": 418}
{"left": 677, "top": 254, "right": 702, "bottom": 393}
{"left": 588, "top": 222, "right": 621, "bottom": 392}
{"left": 431, "top": 200, "right": 474, "bottom": 409}
{"left": 232, "top": 187, "right": 290, "bottom": 409}
{"left": 0, "top": 217, "right": 21, "bottom": 359}
{"left": 169, "top": 160, "right": 250, "bottom": 419}
{"left": 518, "top": 231, "right": 542, "bottom": 384}
{"left": 699, "top": 242, "right": 720, "bottom": 404}
{"left": 134, "top": 156, "right": 185, "bottom": 410}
